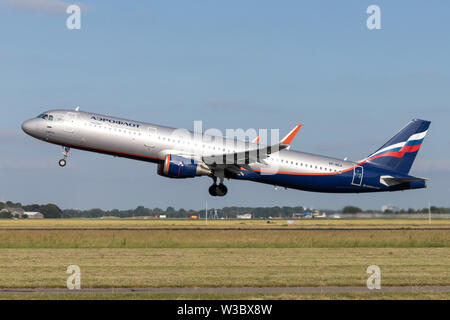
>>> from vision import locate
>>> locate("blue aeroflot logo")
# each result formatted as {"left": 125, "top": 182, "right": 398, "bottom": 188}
{"left": 91, "top": 116, "right": 140, "bottom": 128}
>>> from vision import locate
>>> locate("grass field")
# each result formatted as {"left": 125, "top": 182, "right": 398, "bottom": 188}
{"left": 0, "top": 229, "right": 449, "bottom": 248}
{"left": 0, "top": 219, "right": 449, "bottom": 300}
{"left": 0, "top": 248, "right": 449, "bottom": 288}
{"left": 0, "top": 218, "right": 449, "bottom": 229}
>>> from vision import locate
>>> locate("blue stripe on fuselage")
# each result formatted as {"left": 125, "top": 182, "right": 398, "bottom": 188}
{"left": 229, "top": 164, "right": 424, "bottom": 193}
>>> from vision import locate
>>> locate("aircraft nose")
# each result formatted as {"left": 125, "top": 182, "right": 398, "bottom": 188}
{"left": 21, "top": 119, "right": 34, "bottom": 135}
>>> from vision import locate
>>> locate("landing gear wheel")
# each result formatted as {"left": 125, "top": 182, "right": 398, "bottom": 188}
{"left": 59, "top": 159, "right": 66, "bottom": 167}
{"left": 59, "top": 146, "right": 70, "bottom": 167}
{"left": 208, "top": 184, "right": 217, "bottom": 196}
{"left": 217, "top": 183, "right": 228, "bottom": 196}
{"left": 208, "top": 183, "right": 228, "bottom": 197}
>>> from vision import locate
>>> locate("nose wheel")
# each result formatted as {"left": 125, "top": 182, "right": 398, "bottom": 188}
{"left": 59, "top": 147, "right": 70, "bottom": 167}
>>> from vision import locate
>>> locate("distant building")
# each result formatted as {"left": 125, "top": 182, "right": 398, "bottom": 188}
{"left": 381, "top": 205, "right": 399, "bottom": 213}
{"left": 24, "top": 212, "right": 44, "bottom": 219}
{"left": 8, "top": 208, "right": 25, "bottom": 218}
{"left": 0, "top": 207, "right": 44, "bottom": 219}
{"left": 236, "top": 213, "right": 252, "bottom": 219}
{"left": 293, "top": 211, "right": 326, "bottom": 219}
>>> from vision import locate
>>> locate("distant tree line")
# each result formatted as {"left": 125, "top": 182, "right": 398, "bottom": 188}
{"left": 62, "top": 206, "right": 307, "bottom": 219}
{"left": 342, "top": 205, "right": 450, "bottom": 214}
{"left": 1, "top": 201, "right": 449, "bottom": 219}
{"left": 0, "top": 211, "right": 13, "bottom": 219}
{"left": 63, "top": 205, "right": 450, "bottom": 218}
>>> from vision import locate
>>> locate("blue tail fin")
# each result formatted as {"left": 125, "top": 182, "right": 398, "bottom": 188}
{"left": 363, "top": 119, "right": 431, "bottom": 174}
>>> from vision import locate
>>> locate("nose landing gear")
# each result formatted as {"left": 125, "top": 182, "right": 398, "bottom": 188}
{"left": 59, "top": 147, "right": 70, "bottom": 167}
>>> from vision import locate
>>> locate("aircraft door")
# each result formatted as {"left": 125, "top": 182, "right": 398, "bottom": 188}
{"left": 64, "top": 112, "right": 76, "bottom": 133}
{"left": 351, "top": 166, "right": 363, "bottom": 186}
{"left": 144, "top": 127, "right": 157, "bottom": 148}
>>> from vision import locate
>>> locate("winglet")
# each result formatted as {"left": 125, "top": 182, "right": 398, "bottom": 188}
{"left": 251, "top": 136, "right": 261, "bottom": 144}
{"left": 281, "top": 124, "right": 302, "bottom": 146}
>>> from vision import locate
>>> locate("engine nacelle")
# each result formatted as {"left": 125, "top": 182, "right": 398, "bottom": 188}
{"left": 157, "top": 154, "right": 211, "bottom": 178}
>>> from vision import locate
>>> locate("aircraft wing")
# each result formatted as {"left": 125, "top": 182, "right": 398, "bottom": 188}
{"left": 202, "top": 125, "right": 302, "bottom": 170}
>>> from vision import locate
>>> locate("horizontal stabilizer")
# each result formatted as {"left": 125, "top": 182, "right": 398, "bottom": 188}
{"left": 380, "top": 176, "right": 428, "bottom": 186}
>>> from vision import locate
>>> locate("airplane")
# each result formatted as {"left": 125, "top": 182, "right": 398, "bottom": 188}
{"left": 22, "top": 108, "right": 430, "bottom": 196}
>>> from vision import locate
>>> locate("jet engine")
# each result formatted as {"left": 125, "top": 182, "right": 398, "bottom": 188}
{"left": 157, "top": 154, "right": 211, "bottom": 178}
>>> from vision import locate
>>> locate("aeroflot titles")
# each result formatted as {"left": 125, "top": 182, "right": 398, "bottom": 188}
{"left": 91, "top": 116, "right": 140, "bottom": 128}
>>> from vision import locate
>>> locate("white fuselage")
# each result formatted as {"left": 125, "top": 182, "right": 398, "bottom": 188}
{"left": 22, "top": 109, "right": 354, "bottom": 175}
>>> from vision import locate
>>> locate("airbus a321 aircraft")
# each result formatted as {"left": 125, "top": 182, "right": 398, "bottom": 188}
{"left": 22, "top": 109, "right": 430, "bottom": 196}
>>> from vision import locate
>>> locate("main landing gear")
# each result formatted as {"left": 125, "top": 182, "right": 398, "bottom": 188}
{"left": 208, "top": 176, "right": 228, "bottom": 197}
{"left": 59, "top": 147, "right": 70, "bottom": 167}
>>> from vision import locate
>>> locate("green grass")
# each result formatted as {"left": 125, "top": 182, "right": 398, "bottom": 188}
{"left": 0, "top": 218, "right": 449, "bottom": 229}
{"left": 0, "top": 219, "right": 449, "bottom": 299}
{"left": 0, "top": 248, "right": 449, "bottom": 288}
{"left": 0, "top": 229, "right": 448, "bottom": 248}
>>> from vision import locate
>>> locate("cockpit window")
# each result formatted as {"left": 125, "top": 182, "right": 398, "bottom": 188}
{"left": 48, "top": 115, "right": 54, "bottom": 121}
{"left": 36, "top": 113, "right": 49, "bottom": 120}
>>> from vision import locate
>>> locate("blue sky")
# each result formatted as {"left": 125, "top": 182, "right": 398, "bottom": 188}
{"left": 0, "top": 0, "right": 449, "bottom": 211}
